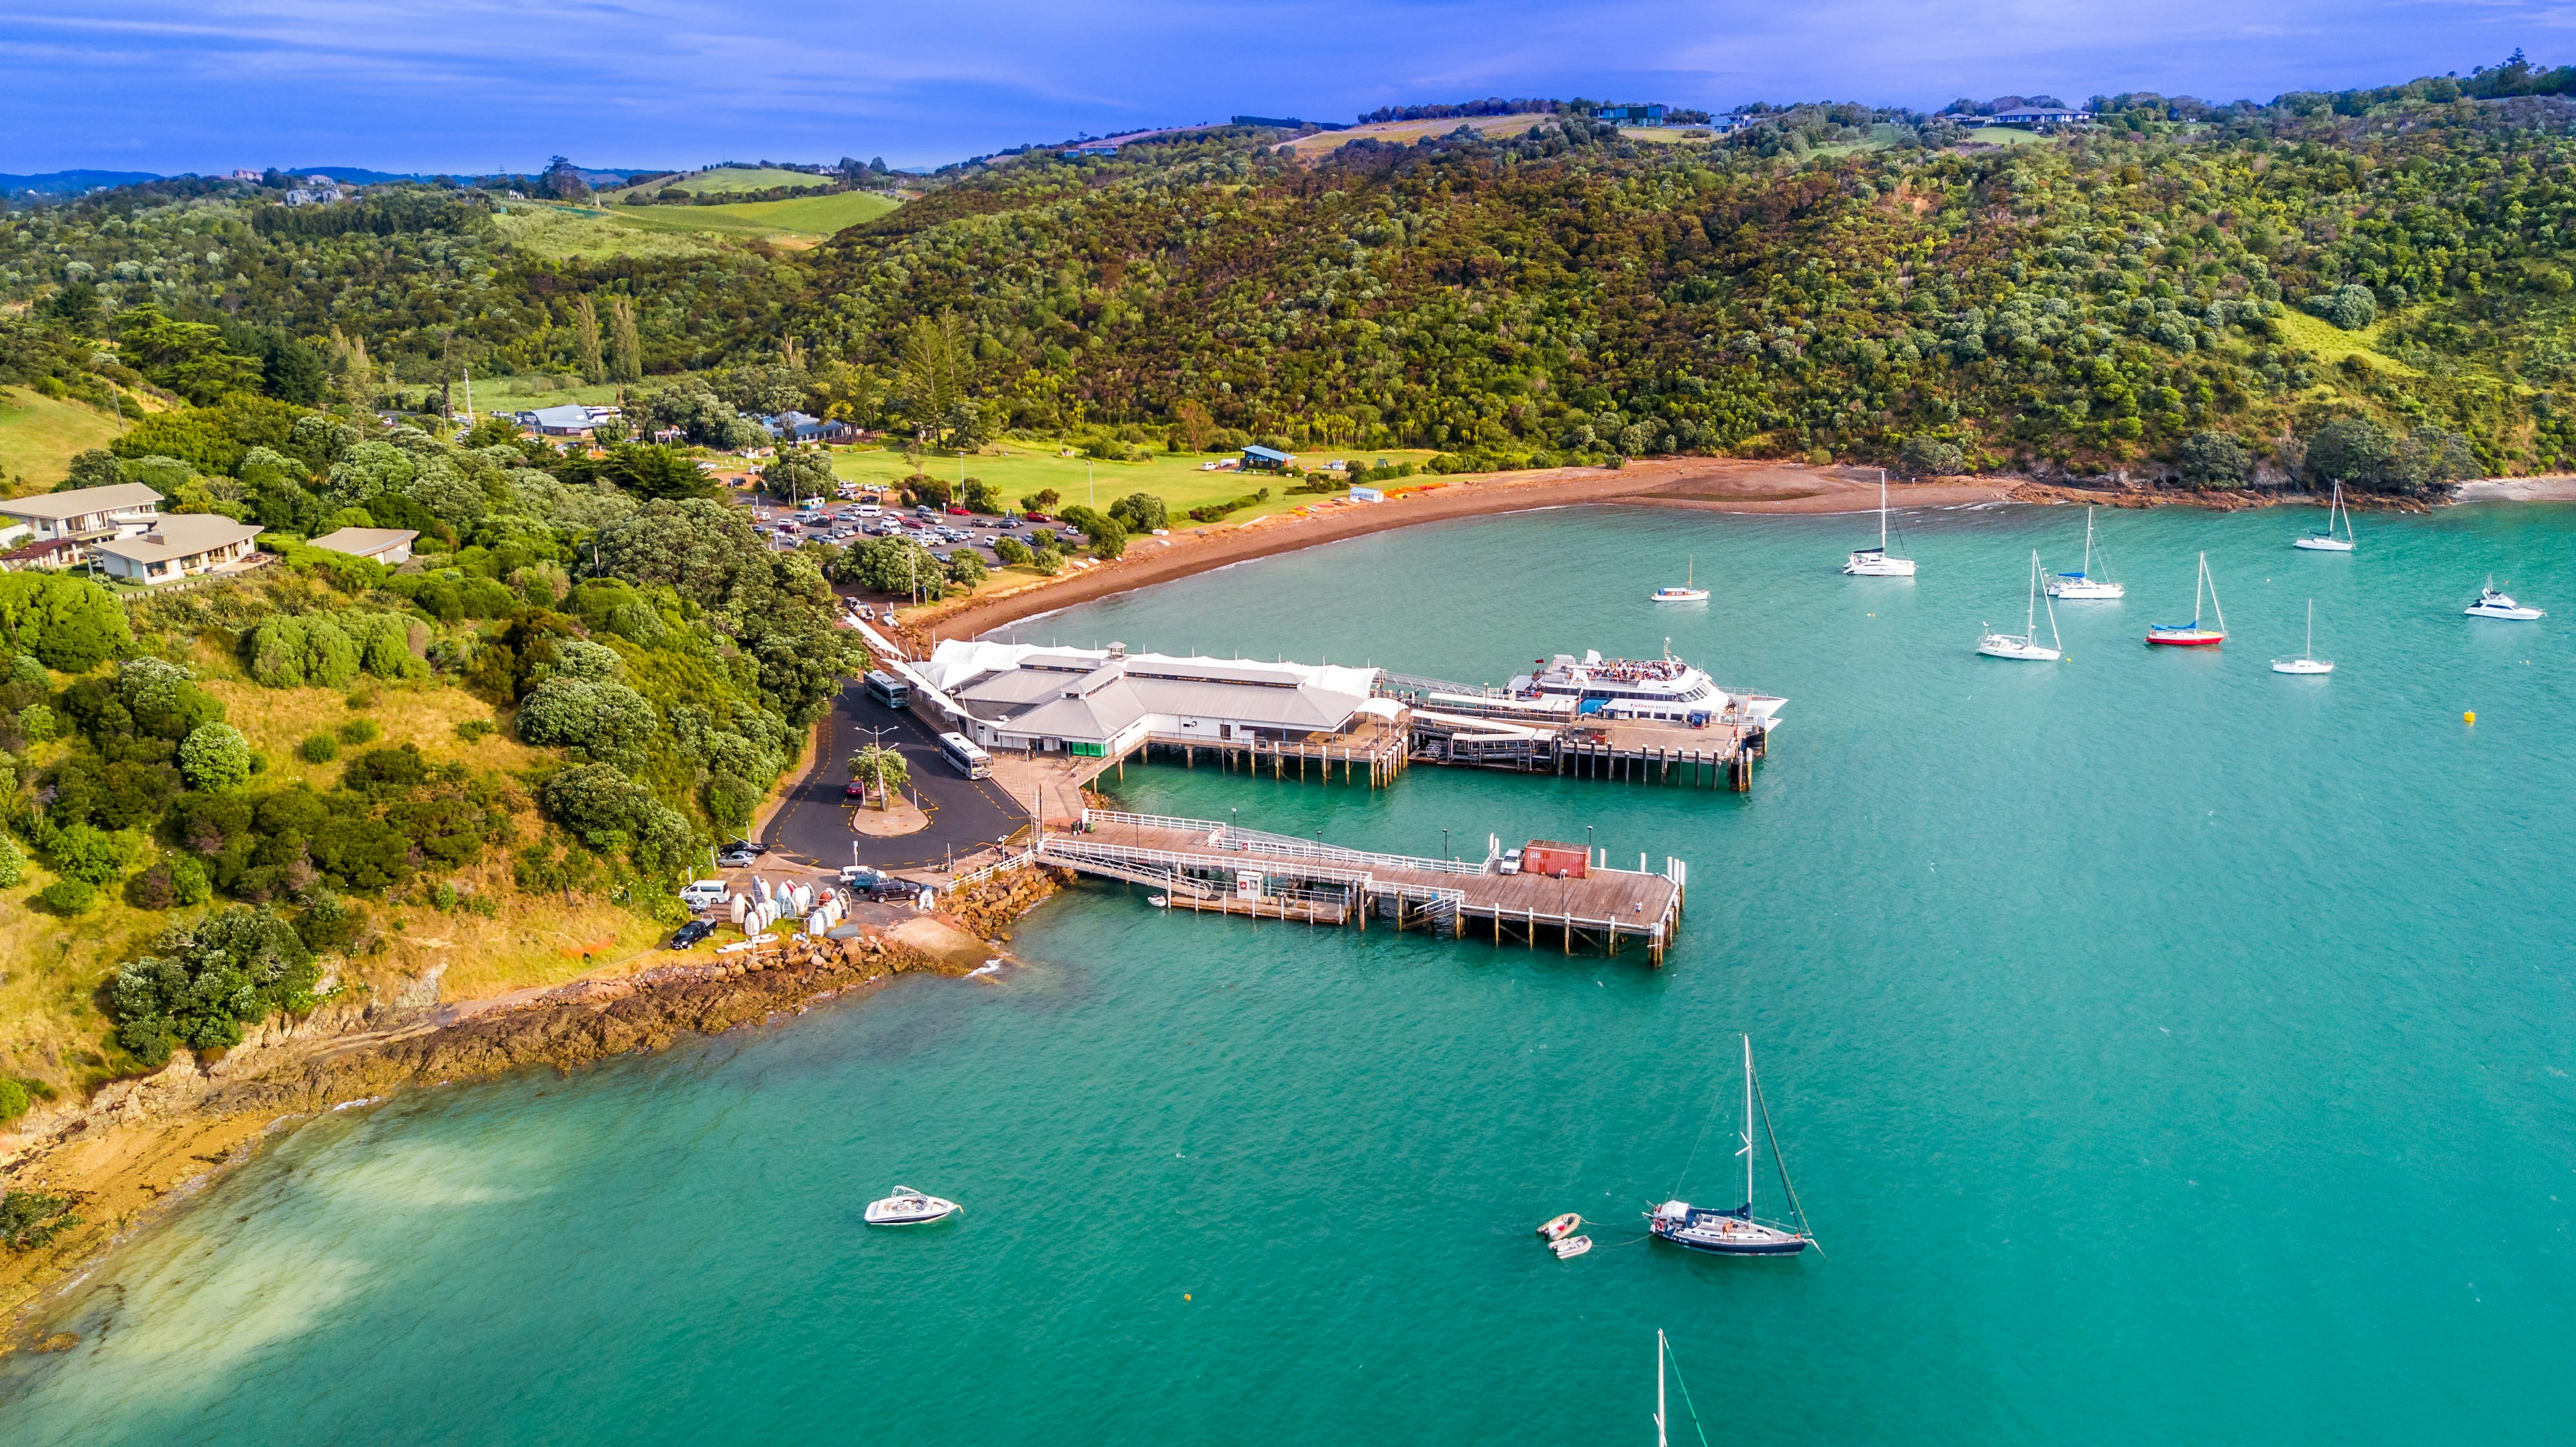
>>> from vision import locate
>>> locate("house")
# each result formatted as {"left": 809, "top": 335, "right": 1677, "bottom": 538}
{"left": 756, "top": 411, "right": 857, "bottom": 444}
{"left": 0, "top": 482, "right": 163, "bottom": 548}
{"left": 1978, "top": 107, "right": 2090, "bottom": 131}
{"left": 307, "top": 527, "right": 417, "bottom": 565}
{"left": 1596, "top": 104, "right": 1666, "bottom": 125}
{"left": 1059, "top": 140, "right": 1120, "bottom": 157}
{"left": 92, "top": 515, "right": 265, "bottom": 586}
{"left": 526, "top": 404, "right": 597, "bottom": 437}
{"left": 284, "top": 184, "right": 345, "bottom": 206}
{"left": 918, "top": 641, "right": 1396, "bottom": 757}
{"left": 0, "top": 538, "right": 86, "bottom": 572}
{"left": 1240, "top": 444, "right": 1295, "bottom": 471}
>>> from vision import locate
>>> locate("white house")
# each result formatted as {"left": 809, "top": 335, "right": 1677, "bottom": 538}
{"left": 93, "top": 515, "right": 265, "bottom": 586}
{"left": 0, "top": 482, "right": 162, "bottom": 549}
{"left": 307, "top": 527, "right": 417, "bottom": 565}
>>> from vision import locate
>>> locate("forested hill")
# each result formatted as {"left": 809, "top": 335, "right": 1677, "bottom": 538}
{"left": 804, "top": 84, "right": 2576, "bottom": 488}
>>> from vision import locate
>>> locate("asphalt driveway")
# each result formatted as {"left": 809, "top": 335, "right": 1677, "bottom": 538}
{"left": 761, "top": 680, "right": 1032, "bottom": 871}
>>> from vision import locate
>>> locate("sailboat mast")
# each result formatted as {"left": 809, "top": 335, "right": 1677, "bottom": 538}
{"left": 1878, "top": 472, "right": 1889, "bottom": 551}
{"left": 2025, "top": 551, "right": 2039, "bottom": 637}
{"left": 2083, "top": 508, "right": 2095, "bottom": 574}
{"left": 1743, "top": 1034, "right": 1756, "bottom": 1209}
{"left": 1656, "top": 1330, "right": 1668, "bottom": 1447}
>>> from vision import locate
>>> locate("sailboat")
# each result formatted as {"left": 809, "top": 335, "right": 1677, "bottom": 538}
{"left": 1841, "top": 470, "right": 1916, "bottom": 576}
{"left": 1650, "top": 558, "right": 1709, "bottom": 603}
{"left": 2146, "top": 552, "right": 2227, "bottom": 646}
{"left": 2047, "top": 506, "right": 2124, "bottom": 599}
{"left": 1978, "top": 551, "right": 2064, "bottom": 661}
{"left": 2271, "top": 599, "right": 2334, "bottom": 675}
{"left": 1648, "top": 1035, "right": 1815, "bottom": 1256}
{"left": 2294, "top": 481, "right": 2356, "bottom": 552}
{"left": 1651, "top": 1332, "right": 1713, "bottom": 1447}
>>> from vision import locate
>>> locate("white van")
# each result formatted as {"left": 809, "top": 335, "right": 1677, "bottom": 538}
{"left": 679, "top": 880, "right": 729, "bottom": 910}
{"left": 855, "top": 504, "right": 881, "bottom": 517}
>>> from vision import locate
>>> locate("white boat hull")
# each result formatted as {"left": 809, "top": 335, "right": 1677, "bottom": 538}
{"left": 2046, "top": 578, "right": 2123, "bottom": 600}
{"left": 2293, "top": 536, "right": 2355, "bottom": 552}
{"left": 2465, "top": 605, "right": 2544, "bottom": 621}
{"left": 1842, "top": 553, "right": 1915, "bottom": 576}
{"left": 2271, "top": 658, "right": 2334, "bottom": 674}
{"left": 1977, "top": 635, "right": 2061, "bottom": 661}
{"left": 863, "top": 1189, "right": 961, "bottom": 1226}
{"left": 1650, "top": 589, "right": 1709, "bottom": 602}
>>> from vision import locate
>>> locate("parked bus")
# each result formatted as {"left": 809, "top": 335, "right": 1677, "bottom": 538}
{"left": 937, "top": 731, "right": 992, "bottom": 779}
{"left": 864, "top": 670, "right": 911, "bottom": 709}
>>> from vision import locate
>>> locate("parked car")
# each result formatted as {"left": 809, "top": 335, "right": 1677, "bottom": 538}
{"left": 945, "top": 505, "right": 971, "bottom": 516}
{"left": 844, "top": 782, "right": 872, "bottom": 798}
{"left": 666, "top": 920, "right": 716, "bottom": 950}
{"left": 1499, "top": 848, "right": 1524, "bottom": 875}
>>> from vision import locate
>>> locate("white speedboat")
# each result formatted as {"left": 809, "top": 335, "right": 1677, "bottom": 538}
{"left": 1650, "top": 558, "right": 1709, "bottom": 603}
{"left": 2295, "top": 480, "right": 2357, "bottom": 552}
{"left": 2465, "top": 580, "right": 2543, "bottom": 621}
{"left": 2272, "top": 599, "right": 2334, "bottom": 675}
{"left": 1978, "top": 551, "right": 2064, "bottom": 661}
{"left": 1648, "top": 1036, "right": 1815, "bottom": 1258}
{"left": 1841, "top": 469, "right": 1915, "bottom": 576}
{"left": 863, "top": 1187, "right": 961, "bottom": 1226}
{"left": 2047, "top": 506, "right": 2124, "bottom": 599}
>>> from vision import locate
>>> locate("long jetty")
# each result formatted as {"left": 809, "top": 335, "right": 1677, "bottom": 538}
{"left": 1036, "top": 809, "right": 1688, "bottom": 965}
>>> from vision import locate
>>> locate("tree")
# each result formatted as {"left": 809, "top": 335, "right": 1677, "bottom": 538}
{"left": 64, "top": 449, "right": 122, "bottom": 490}
{"left": 601, "top": 443, "right": 715, "bottom": 500}
{"left": 1896, "top": 435, "right": 1968, "bottom": 478}
{"left": 836, "top": 536, "right": 943, "bottom": 596}
{"left": 2175, "top": 431, "right": 2253, "bottom": 488}
{"left": 2305, "top": 284, "right": 2378, "bottom": 331}
{"left": 2303, "top": 416, "right": 2398, "bottom": 490}
{"left": 1018, "top": 488, "right": 1061, "bottom": 515}
{"left": 762, "top": 445, "right": 835, "bottom": 503}
{"left": 541, "top": 156, "right": 592, "bottom": 202}
{"left": 959, "top": 476, "right": 1002, "bottom": 513}
{"left": 0, "top": 572, "right": 132, "bottom": 673}
{"left": 993, "top": 535, "right": 1033, "bottom": 566}
{"left": 110, "top": 305, "right": 261, "bottom": 405}
{"left": 574, "top": 294, "right": 606, "bottom": 383}
{"left": 608, "top": 294, "right": 643, "bottom": 382}
{"left": 1110, "top": 492, "right": 1168, "bottom": 532}
{"left": 848, "top": 744, "right": 911, "bottom": 808}
{"left": 1173, "top": 399, "right": 1217, "bottom": 451}
{"left": 47, "top": 822, "right": 144, "bottom": 884}
{"left": 109, "top": 906, "right": 318, "bottom": 1065}
{"left": 178, "top": 723, "right": 253, "bottom": 792}
{"left": 515, "top": 676, "right": 657, "bottom": 768}
{"left": 894, "top": 311, "right": 969, "bottom": 441}
{"left": 945, "top": 550, "right": 988, "bottom": 588}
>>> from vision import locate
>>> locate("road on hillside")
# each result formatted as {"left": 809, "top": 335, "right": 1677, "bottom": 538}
{"left": 761, "top": 680, "right": 1030, "bottom": 871}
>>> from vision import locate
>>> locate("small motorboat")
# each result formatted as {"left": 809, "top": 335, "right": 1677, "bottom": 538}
{"left": 863, "top": 1187, "right": 961, "bottom": 1226}
{"left": 1146, "top": 896, "right": 1169, "bottom": 908}
{"left": 1537, "top": 1212, "right": 1583, "bottom": 1242}
{"left": 2465, "top": 580, "right": 2544, "bottom": 621}
{"left": 1551, "top": 1234, "right": 1593, "bottom": 1260}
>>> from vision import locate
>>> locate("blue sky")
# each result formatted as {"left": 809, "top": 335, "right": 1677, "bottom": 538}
{"left": 1, "top": 1, "right": 2556, "bottom": 175}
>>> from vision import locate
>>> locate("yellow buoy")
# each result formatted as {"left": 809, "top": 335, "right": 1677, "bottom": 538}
{"left": 2465, "top": 711, "right": 2477, "bottom": 725}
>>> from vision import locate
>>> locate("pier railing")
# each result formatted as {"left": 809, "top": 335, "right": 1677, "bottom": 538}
{"left": 1078, "top": 808, "right": 1488, "bottom": 877}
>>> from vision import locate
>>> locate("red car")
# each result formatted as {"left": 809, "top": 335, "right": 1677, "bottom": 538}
{"left": 945, "top": 505, "right": 971, "bottom": 515}
{"left": 1023, "top": 511, "right": 1053, "bottom": 523}
{"left": 844, "top": 782, "right": 871, "bottom": 798}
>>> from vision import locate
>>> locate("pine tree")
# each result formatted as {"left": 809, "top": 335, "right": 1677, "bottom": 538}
{"left": 575, "top": 294, "right": 605, "bottom": 382}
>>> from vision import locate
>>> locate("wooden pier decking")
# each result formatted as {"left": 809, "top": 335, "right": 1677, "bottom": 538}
{"left": 1037, "top": 809, "right": 1688, "bottom": 964}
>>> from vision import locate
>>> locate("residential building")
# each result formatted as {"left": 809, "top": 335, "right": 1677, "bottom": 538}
{"left": 0, "top": 538, "right": 87, "bottom": 572}
{"left": 523, "top": 404, "right": 597, "bottom": 436}
{"left": 918, "top": 641, "right": 1396, "bottom": 757}
{"left": 1596, "top": 104, "right": 1666, "bottom": 125}
{"left": 307, "top": 527, "right": 418, "bottom": 565}
{"left": 1241, "top": 443, "right": 1295, "bottom": 471}
{"left": 757, "top": 410, "right": 856, "bottom": 444}
{"left": 0, "top": 482, "right": 163, "bottom": 548}
{"left": 93, "top": 516, "right": 264, "bottom": 586}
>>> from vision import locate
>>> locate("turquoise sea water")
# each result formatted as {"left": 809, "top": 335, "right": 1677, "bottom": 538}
{"left": 8, "top": 502, "right": 2576, "bottom": 1444}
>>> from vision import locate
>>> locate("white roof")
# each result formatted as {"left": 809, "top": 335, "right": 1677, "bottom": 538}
{"left": 922, "top": 640, "right": 1379, "bottom": 699}
{"left": 0, "top": 483, "right": 162, "bottom": 522}
{"left": 929, "top": 641, "right": 1384, "bottom": 739}
{"left": 307, "top": 527, "right": 417, "bottom": 557}
{"left": 94, "top": 515, "right": 262, "bottom": 563}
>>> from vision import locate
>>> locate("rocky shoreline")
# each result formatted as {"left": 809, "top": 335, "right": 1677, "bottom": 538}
{"left": 0, "top": 866, "right": 1069, "bottom": 1338}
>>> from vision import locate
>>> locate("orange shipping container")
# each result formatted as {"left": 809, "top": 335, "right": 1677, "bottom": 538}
{"left": 1521, "top": 840, "right": 1589, "bottom": 878}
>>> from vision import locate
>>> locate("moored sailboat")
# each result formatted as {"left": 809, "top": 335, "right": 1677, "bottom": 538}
{"left": 1978, "top": 551, "right": 2064, "bottom": 661}
{"left": 1650, "top": 558, "right": 1709, "bottom": 603}
{"left": 2146, "top": 553, "right": 2227, "bottom": 646}
{"left": 1841, "top": 470, "right": 1917, "bottom": 576}
{"left": 1648, "top": 1035, "right": 1816, "bottom": 1256}
{"left": 2271, "top": 599, "right": 2334, "bottom": 675}
{"left": 2294, "top": 480, "right": 2357, "bottom": 552}
{"left": 2047, "top": 506, "right": 2124, "bottom": 600}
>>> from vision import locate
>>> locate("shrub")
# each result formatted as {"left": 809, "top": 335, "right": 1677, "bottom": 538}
{"left": 1109, "top": 492, "right": 1168, "bottom": 532}
{"left": 992, "top": 536, "right": 1032, "bottom": 566}
{"left": 110, "top": 906, "right": 319, "bottom": 1064}
{"left": 0, "top": 1078, "right": 26, "bottom": 1123}
{"left": 0, "top": 572, "right": 133, "bottom": 673}
{"left": 36, "top": 879, "right": 97, "bottom": 916}
{"left": 48, "top": 822, "right": 142, "bottom": 885}
{"left": 341, "top": 743, "right": 428, "bottom": 796}
{"left": 178, "top": 723, "right": 254, "bottom": 791}
{"left": 1030, "top": 546, "right": 1065, "bottom": 575}
{"left": 0, "top": 835, "right": 23, "bottom": 888}
{"left": 2175, "top": 431, "right": 2255, "bottom": 488}
{"left": 16, "top": 704, "right": 58, "bottom": 743}
{"left": 455, "top": 718, "right": 496, "bottom": 742}
{"left": 336, "top": 718, "right": 380, "bottom": 745}
{"left": 299, "top": 733, "right": 341, "bottom": 763}
{"left": 514, "top": 676, "right": 657, "bottom": 766}
{"left": 1897, "top": 435, "right": 1968, "bottom": 478}
{"left": 2305, "top": 284, "right": 2378, "bottom": 331}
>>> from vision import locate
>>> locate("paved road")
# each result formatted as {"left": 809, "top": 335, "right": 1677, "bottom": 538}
{"left": 761, "top": 680, "right": 1032, "bottom": 871}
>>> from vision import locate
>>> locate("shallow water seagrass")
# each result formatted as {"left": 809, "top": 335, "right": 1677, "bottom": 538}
{"left": 7, "top": 502, "right": 2576, "bottom": 1446}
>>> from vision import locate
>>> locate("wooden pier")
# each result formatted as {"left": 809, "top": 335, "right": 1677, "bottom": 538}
{"left": 1036, "top": 808, "right": 1688, "bottom": 965}
{"left": 1074, "top": 717, "right": 1413, "bottom": 792}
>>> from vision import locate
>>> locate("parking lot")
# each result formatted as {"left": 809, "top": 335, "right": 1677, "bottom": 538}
{"left": 737, "top": 488, "right": 1070, "bottom": 575}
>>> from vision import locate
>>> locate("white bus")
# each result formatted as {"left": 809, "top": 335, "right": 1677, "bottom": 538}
{"left": 937, "top": 731, "right": 992, "bottom": 779}
{"left": 863, "top": 669, "right": 911, "bottom": 708}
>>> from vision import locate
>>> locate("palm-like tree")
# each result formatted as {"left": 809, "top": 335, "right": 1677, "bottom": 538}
{"left": 848, "top": 745, "right": 910, "bottom": 809}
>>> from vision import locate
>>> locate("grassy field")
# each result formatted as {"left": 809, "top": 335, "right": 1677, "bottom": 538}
{"left": 697, "top": 191, "right": 898, "bottom": 235}
{"left": 498, "top": 192, "right": 897, "bottom": 258}
{"left": 645, "top": 167, "right": 837, "bottom": 197}
{"left": 2274, "top": 309, "right": 2422, "bottom": 376}
{"left": 0, "top": 385, "right": 124, "bottom": 495}
{"left": 1277, "top": 113, "right": 1551, "bottom": 157}
{"left": 468, "top": 374, "right": 627, "bottom": 415}
{"left": 492, "top": 203, "right": 720, "bottom": 260}
{"left": 828, "top": 440, "right": 1440, "bottom": 525}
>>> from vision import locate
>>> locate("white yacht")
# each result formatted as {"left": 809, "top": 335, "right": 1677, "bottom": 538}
{"left": 2465, "top": 580, "right": 2543, "bottom": 621}
{"left": 2295, "top": 481, "right": 2356, "bottom": 552}
{"left": 1650, "top": 558, "right": 1709, "bottom": 603}
{"left": 1841, "top": 470, "right": 1916, "bottom": 577}
{"left": 1978, "top": 551, "right": 2064, "bottom": 661}
{"left": 863, "top": 1187, "right": 961, "bottom": 1226}
{"left": 2047, "top": 506, "right": 2124, "bottom": 600}
{"left": 1509, "top": 647, "right": 1786, "bottom": 729}
{"left": 2272, "top": 599, "right": 2334, "bottom": 675}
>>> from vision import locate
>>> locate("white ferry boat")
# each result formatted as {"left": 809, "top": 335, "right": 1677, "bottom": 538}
{"left": 1507, "top": 648, "right": 1786, "bottom": 729}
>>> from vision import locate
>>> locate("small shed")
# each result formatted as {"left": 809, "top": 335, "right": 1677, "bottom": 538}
{"left": 1241, "top": 444, "right": 1295, "bottom": 471}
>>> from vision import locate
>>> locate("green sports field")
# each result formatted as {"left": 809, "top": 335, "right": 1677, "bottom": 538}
{"left": 826, "top": 441, "right": 1439, "bottom": 527}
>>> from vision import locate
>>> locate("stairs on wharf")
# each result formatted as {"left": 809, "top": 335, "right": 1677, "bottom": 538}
{"left": 1036, "top": 809, "right": 1687, "bottom": 965}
